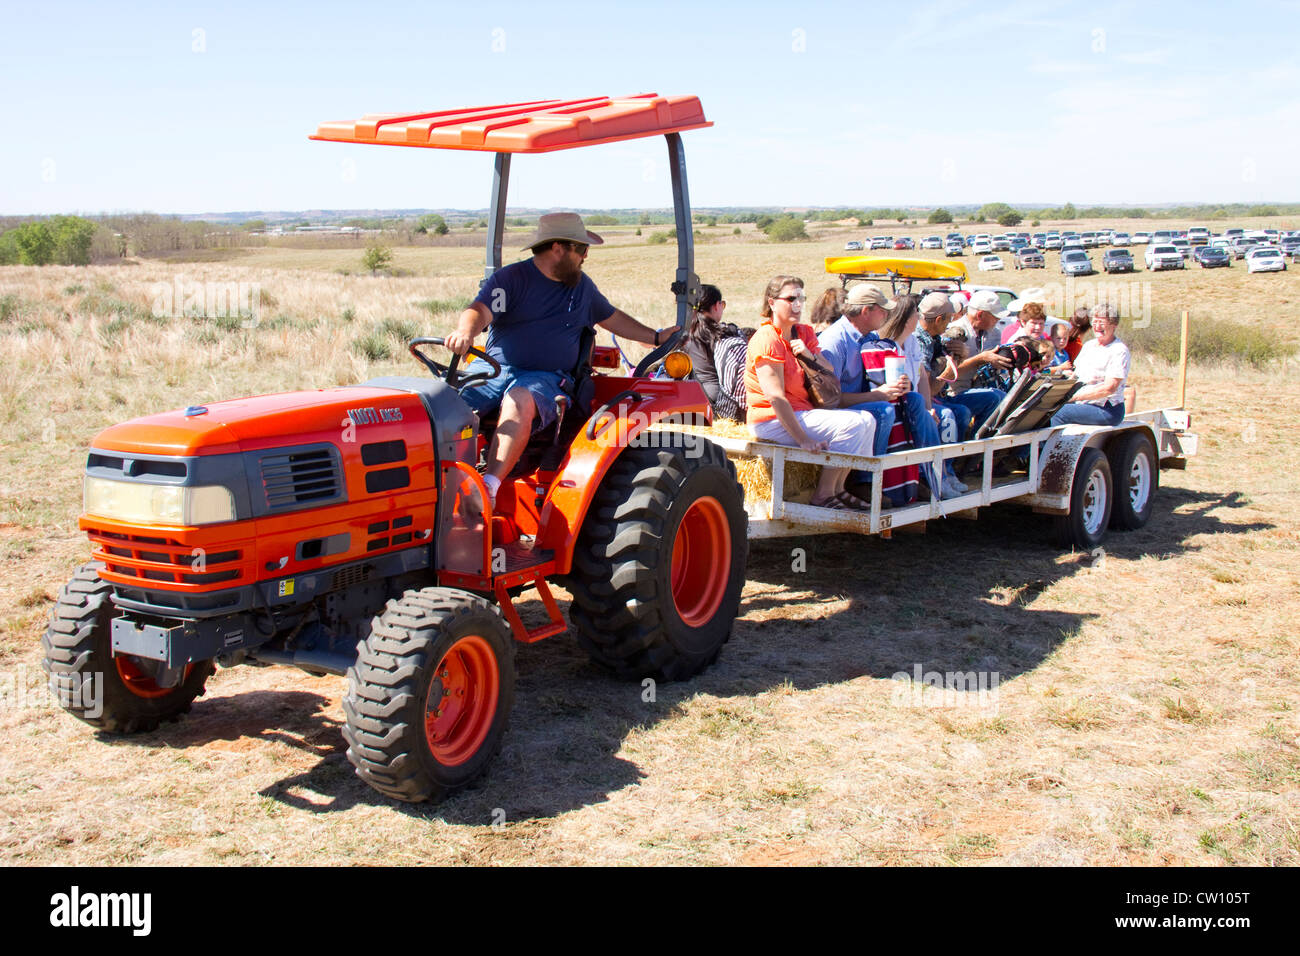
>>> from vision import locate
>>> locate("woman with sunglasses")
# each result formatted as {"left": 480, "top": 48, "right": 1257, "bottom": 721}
{"left": 744, "top": 275, "right": 876, "bottom": 511}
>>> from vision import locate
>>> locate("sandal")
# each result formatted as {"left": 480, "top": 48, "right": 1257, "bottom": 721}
{"left": 810, "top": 493, "right": 853, "bottom": 511}
{"left": 835, "top": 490, "right": 873, "bottom": 512}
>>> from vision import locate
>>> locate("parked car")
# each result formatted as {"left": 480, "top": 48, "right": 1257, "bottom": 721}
{"left": 1246, "top": 247, "right": 1287, "bottom": 273}
{"left": 1060, "top": 249, "right": 1094, "bottom": 275}
{"left": 1187, "top": 227, "right": 1211, "bottom": 245}
{"left": 845, "top": 240, "right": 864, "bottom": 251}
{"left": 1145, "top": 243, "right": 1185, "bottom": 271}
{"left": 1044, "top": 236, "right": 1063, "bottom": 251}
{"left": 1032, "top": 233, "right": 1047, "bottom": 248}
{"left": 1111, "top": 232, "right": 1131, "bottom": 246}
{"left": 1132, "top": 232, "right": 1151, "bottom": 244}
{"left": 978, "top": 254, "right": 1004, "bottom": 271}
{"left": 1081, "top": 231, "right": 1098, "bottom": 248}
{"left": 991, "top": 236, "right": 1011, "bottom": 251}
{"left": 1280, "top": 237, "right": 1300, "bottom": 256}
{"left": 1229, "top": 236, "right": 1258, "bottom": 259}
{"left": 1013, "top": 247, "right": 1045, "bottom": 269}
{"left": 1102, "top": 249, "right": 1136, "bottom": 274}
{"left": 1193, "top": 245, "right": 1231, "bottom": 268}
{"left": 870, "top": 237, "right": 891, "bottom": 250}
{"left": 970, "top": 239, "right": 993, "bottom": 255}
{"left": 1062, "top": 238, "right": 1085, "bottom": 252}
{"left": 894, "top": 238, "right": 915, "bottom": 250}
{"left": 921, "top": 236, "right": 943, "bottom": 250}
{"left": 1170, "top": 238, "right": 1192, "bottom": 260}
{"left": 944, "top": 240, "right": 964, "bottom": 257}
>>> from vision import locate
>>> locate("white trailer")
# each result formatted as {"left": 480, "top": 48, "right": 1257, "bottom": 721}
{"left": 708, "top": 408, "right": 1197, "bottom": 549}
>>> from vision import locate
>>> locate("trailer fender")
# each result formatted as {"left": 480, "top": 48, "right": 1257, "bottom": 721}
{"left": 535, "top": 377, "right": 712, "bottom": 573}
{"left": 1028, "top": 422, "right": 1159, "bottom": 513}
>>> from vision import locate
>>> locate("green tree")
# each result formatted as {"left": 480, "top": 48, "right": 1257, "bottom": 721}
{"left": 997, "top": 210, "right": 1023, "bottom": 227}
{"left": 0, "top": 231, "right": 18, "bottom": 265}
{"left": 241, "top": 219, "right": 267, "bottom": 231}
{"left": 414, "top": 213, "right": 447, "bottom": 235}
{"left": 764, "top": 216, "right": 809, "bottom": 242}
{"left": 362, "top": 244, "right": 393, "bottom": 275}
{"left": 51, "top": 215, "right": 96, "bottom": 265}
{"left": 1060, "top": 202, "right": 1077, "bottom": 220}
{"left": 928, "top": 207, "right": 953, "bottom": 224}
{"left": 12, "top": 222, "right": 55, "bottom": 265}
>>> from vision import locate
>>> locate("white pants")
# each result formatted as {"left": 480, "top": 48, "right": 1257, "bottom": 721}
{"left": 752, "top": 407, "right": 875, "bottom": 456}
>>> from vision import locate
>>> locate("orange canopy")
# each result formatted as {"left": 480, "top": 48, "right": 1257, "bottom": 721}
{"left": 310, "top": 93, "right": 711, "bottom": 153}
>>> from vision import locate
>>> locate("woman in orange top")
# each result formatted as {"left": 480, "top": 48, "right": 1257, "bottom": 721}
{"left": 745, "top": 275, "right": 876, "bottom": 511}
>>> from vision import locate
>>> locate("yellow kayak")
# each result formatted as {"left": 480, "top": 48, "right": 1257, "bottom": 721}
{"left": 824, "top": 255, "right": 969, "bottom": 282}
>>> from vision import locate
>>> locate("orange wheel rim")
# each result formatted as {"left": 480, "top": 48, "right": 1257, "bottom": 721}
{"left": 424, "top": 635, "right": 500, "bottom": 767}
{"left": 114, "top": 656, "right": 190, "bottom": 699}
{"left": 669, "top": 496, "right": 731, "bottom": 628}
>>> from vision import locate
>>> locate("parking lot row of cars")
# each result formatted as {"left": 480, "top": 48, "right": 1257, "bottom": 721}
{"left": 847, "top": 226, "right": 1298, "bottom": 276}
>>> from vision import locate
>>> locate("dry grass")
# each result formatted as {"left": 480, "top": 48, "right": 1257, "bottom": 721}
{"left": 1, "top": 226, "right": 1298, "bottom": 866}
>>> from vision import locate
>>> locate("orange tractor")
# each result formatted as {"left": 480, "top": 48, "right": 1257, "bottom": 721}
{"left": 44, "top": 94, "right": 748, "bottom": 802}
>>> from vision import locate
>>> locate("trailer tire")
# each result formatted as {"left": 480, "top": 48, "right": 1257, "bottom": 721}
{"left": 42, "top": 562, "right": 213, "bottom": 733}
{"left": 1053, "top": 447, "right": 1113, "bottom": 550}
{"left": 565, "top": 435, "right": 747, "bottom": 682}
{"left": 343, "top": 588, "right": 514, "bottom": 803}
{"left": 1107, "top": 431, "right": 1158, "bottom": 530}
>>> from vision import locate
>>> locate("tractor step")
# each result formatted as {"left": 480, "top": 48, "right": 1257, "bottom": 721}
{"left": 495, "top": 540, "right": 553, "bottom": 575}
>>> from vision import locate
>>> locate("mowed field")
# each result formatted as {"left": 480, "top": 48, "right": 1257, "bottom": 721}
{"left": 1, "top": 221, "right": 1298, "bottom": 865}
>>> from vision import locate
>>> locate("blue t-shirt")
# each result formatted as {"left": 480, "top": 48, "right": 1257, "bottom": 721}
{"left": 473, "top": 259, "right": 616, "bottom": 371}
{"left": 817, "top": 315, "right": 879, "bottom": 392}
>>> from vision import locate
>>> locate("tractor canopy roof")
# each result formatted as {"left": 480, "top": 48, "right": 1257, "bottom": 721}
{"left": 310, "top": 93, "right": 711, "bottom": 153}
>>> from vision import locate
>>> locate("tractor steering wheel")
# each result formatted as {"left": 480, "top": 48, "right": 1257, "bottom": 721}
{"left": 408, "top": 337, "right": 502, "bottom": 391}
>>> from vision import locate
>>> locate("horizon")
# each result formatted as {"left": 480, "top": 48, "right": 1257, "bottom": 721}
{"left": 3, "top": 1, "right": 1297, "bottom": 215}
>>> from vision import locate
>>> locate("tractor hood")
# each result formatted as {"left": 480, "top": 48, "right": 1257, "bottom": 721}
{"left": 90, "top": 386, "right": 433, "bottom": 457}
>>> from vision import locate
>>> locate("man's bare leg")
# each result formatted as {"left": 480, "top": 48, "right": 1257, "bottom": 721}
{"left": 484, "top": 387, "right": 536, "bottom": 489}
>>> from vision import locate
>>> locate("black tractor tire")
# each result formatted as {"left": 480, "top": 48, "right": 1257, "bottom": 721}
{"left": 1107, "top": 430, "right": 1159, "bottom": 530}
{"left": 1053, "top": 447, "right": 1113, "bottom": 550}
{"left": 565, "top": 434, "right": 747, "bottom": 682}
{"left": 343, "top": 588, "right": 515, "bottom": 803}
{"left": 42, "top": 562, "right": 214, "bottom": 733}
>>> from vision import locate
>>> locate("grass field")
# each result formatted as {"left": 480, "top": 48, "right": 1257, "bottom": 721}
{"left": 1, "top": 223, "right": 1297, "bottom": 865}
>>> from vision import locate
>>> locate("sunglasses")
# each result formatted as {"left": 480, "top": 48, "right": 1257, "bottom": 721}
{"left": 774, "top": 294, "right": 806, "bottom": 303}
{"left": 563, "top": 241, "right": 589, "bottom": 256}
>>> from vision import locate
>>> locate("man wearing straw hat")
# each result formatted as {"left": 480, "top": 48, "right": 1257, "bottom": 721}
{"left": 447, "top": 212, "right": 674, "bottom": 506}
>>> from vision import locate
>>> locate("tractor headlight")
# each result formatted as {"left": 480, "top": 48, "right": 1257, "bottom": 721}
{"left": 83, "top": 477, "right": 235, "bottom": 526}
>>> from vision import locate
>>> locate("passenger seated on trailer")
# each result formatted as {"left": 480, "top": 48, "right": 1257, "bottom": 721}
{"left": 940, "top": 289, "right": 1010, "bottom": 433}
{"left": 446, "top": 213, "right": 674, "bottom": 507}
{"left": 744, "top": 275, "right": 877, "bottom": 512}
{"left": 808, "top": 286, "right": 847, "bottom": 332}
{"left": 681, "top": 283, "right": 753, "bottom": 423}
{"left": 1050, "top": 304, "right": 1130, "bottom": 428}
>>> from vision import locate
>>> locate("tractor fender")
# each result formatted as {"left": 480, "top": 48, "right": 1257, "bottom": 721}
{"left": 1027, "top": 421, "right": 1159, "bottom": 512}
{"left": 536, "top": 377, "right": 712, "bottom": 573}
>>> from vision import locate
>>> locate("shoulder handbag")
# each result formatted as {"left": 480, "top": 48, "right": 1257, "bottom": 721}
{"left": 789, "top": 329, "right": 842, "bottom": 408}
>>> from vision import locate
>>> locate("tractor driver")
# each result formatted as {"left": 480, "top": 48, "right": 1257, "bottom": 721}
{"left": 445, "top": 212, "right": 675, "bottom": 507}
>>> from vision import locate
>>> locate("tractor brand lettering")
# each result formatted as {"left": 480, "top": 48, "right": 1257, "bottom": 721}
{"left": 49, "top": 885, "right": 152, "bottom": 936}
{"left": 346, "top": 406, "right": 403, "bottom": 425}
{"left": 589, "top": 410, "right": 704, "bottom": 458}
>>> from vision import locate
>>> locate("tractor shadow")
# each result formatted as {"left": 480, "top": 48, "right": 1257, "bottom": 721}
{"left": 245, "top": 487, "right": 1264, "bottom": 822}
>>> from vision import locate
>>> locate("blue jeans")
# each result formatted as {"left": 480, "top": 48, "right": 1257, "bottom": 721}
{"left": 934, "top": 399, "right": 971, "bottom": 442}
{"left": 943, "top": 388, "right": 1005, "bottom": 434}
{"left": 1051, "top": 401, "right": 1125, "bottom": 427}
{"left": 461, "top": 364, "right": 571, "bottom": 431}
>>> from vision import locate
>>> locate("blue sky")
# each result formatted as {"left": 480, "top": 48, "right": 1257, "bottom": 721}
{"left": 2, "top": 0, "right": 1297, "bottom": 215}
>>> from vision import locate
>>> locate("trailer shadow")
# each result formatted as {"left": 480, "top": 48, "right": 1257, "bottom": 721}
{"left": 248, "top": 485, "right": 1267, "bottom": 823}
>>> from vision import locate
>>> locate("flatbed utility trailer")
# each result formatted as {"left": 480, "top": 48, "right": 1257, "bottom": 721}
{"left": 707, "top": 408, "right": 1197, "bottom": 547}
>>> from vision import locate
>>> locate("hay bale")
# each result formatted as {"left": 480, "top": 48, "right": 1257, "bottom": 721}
{"left": 661, "top": 418, "right": 820, "bottom": 504}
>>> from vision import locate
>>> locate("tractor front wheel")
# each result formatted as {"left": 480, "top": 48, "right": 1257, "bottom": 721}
{"left": 42, "top": 562, "right": 213, "bottom": 733}
{"left": 566, "top": 435, "right": 748, "bottom": 681}
{"left": 343, "top": 588, "right": 515, "bottom": 802}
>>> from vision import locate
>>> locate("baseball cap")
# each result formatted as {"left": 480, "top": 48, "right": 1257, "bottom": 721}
{"left": 969, "top": 289, "right": 1001, "bottom": 313}
{"left": 845, "top": 284, "right": 896, "bottom": 310}
{"left": 919, "top": 291, "right": 955, "bottom": 319}
{"left": 949, "top": 291, "right": 970, "bottom": 312}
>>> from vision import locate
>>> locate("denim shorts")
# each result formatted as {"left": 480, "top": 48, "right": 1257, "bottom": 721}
{"left": 460, "top": 364, "right": 572, "bottom": 432}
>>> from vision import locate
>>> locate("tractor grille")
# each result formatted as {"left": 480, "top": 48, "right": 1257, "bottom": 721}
{"left": 260, "top": 449, "right": 341, "bottom": 510}
{"left": 87, "top": 528, "right": 245, "bottom": 587}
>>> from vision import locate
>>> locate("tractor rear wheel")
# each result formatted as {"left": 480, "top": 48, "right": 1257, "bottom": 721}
{"left": 343, "top": 588, "right": 515, "bottom": 802}
{"left": 566, "top": 435, "right": 747, "bottom": 681}
{"left": 42, "top": 562, "right": 213, "bottom": 733}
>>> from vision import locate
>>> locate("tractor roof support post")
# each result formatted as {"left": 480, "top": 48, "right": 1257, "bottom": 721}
{"left": 665, "top": 132, "right": 699, "bottom": 330}
{"left": 485, "top": 151, "right": 512, "bottom": 280}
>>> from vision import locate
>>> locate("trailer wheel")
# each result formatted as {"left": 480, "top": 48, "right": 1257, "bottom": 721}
{"left": 343, "top": 588, "right": 514, "bottom": 803}
{"left": 1053, "top": 447, "right": 1113, "bottom": 549}
{"left": 566, "top": 435, "right": 747, "bottom": 682}
{"left": 42, "top": 562, "right": 213, "bottom": 733}
{"left": 1107, "top": 431, "right": 1158, "bottom": 530}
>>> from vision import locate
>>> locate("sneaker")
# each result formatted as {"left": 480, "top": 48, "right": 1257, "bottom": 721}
{"left": 941, "top": 476, "right": 968, "bottom": 499}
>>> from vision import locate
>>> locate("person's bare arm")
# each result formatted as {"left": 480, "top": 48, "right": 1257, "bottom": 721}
{"left": 841, "top": 381, "right": 907, "bottom": 405}
{"left": 597, "top": 309, "right": 675, "bottom": 346}
{"left": 445, "top": 302, "right": 492, "bottom": 355}
{"left": 755, "top": 363, "right": 824, "bottom": 451}
{"left": 1072, "top": 376, "right": 1123, "bottom": 403}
